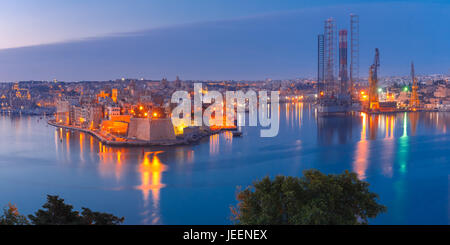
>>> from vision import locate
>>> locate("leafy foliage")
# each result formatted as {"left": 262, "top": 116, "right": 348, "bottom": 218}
{"left": 0, "top": 203, "right": 29, "bottom": 225}
{"left": 27, "top": 195, "right": 124, "bottom": 225}
{"left": 81, "top": 207, "right": 125, "bottom": 225}
{"left": 231, "top": 169, "right": 387, "bottom": 225}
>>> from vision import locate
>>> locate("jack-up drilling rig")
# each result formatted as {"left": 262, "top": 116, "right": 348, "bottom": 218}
{"left": 409, "top": 62, "right": 420, "bottom": 109}
{"left": 368, "top": 48, "right": 380, "bottom": 110}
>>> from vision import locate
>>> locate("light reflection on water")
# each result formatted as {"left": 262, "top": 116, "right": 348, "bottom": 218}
{"left": 353, "top": 112, "right": 369, "bottom": 180}
{"left": 0, "top": 105, "right": 449, "bottom": 225}
{"left": 136, "top": 151, "right": 166, "bottom": 224}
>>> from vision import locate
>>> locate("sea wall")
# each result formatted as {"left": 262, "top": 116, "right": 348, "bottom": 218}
{"left": 48, "top": 119, "right": 231, "bottom": 146}
{"left": 127, "top": 118, "right": 150, "bottom": 141}
{"left": 128, "top": 117, "right": 176, "bottom": 141}
{"left": 149, "top": 118, "right": 176, "bottom": 141}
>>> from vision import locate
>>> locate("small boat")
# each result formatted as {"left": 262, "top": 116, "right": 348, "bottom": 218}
{"left": 232, "top": 131, "right": 242, "bottom": 137}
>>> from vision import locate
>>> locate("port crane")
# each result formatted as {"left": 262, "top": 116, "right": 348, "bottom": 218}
{"left": 409, "top": 62, "right": 420, "bottom": 109}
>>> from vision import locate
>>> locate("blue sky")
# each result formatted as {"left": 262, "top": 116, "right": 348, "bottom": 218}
{"left": 0, "top": 0, "right": 448, "bottom": 81}
{"left": 0, "top": 0, "right": 446, "bottom": 49}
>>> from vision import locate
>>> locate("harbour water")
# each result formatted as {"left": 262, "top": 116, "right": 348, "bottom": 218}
{"left": 0, "top": 103, "right": 449, "bottom": 224}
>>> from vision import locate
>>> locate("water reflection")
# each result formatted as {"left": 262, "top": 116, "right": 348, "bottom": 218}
{"left": 369, "top": 114, "right": 379, "bottom": 140}
{"left": 136, "top": 151, "right": 167, "bottom": 224}
{"left": 210, "top": 134, "right": 220, "bottom": 156}
{"left": 65, "top": 131, "right": 70, "bottom": 156}
{"left": 398, "top": 112, "right": 409, "bottom": 174}
{"left": 314, "top": 112, "right": 415, "bottom": 180}
{"left": 409, "top": 112, "right": 419, "bottom": 136}
{"left": 90, "top": 136, "right": 94, "bottom": 153}
{"left": 97, "top": 146, "right": 127, "bottom": 181}
{"left": 32, "top": 108, "right": 450, "bottom": 224}
{"left": 187, "top": 149, "right": 194, "bottom": 164}
{"left": 79, "top": 133, "right": 85, "bottom": 163}
{"left": 317, "top": 115, "right": 354, "bottom": 145}
{"left": 393, "top": 112, "right": 409, "bottom": 222}
{"left": 67, "top": 133, "right": 170, "bottom": 224}
{"left": 353, "top": 112, "right": 369, "bottom": 180}
{"left": 422, "top": 112, "right": 450, "bottom": 134}
{"left": 209, "top": 131, "right": 235, "bottom": 156}
{"left": 285, "top": 102, "right": 304, "bottom": 129}
{"left": 223, "top": 131, "right": 233, "bottom": 144}
{"left": 381, "top": 115, "right": 395, "bottom": 177}
{"left": 54, "top": 130, "right": 58, "bottom": 153}
{"left": 312, "top": 111, "right": 410, "bottom": 149}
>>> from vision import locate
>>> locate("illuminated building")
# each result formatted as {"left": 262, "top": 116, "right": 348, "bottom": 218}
{"left": 73, "top": 105, "right": 90, "bottom": 128}
{"left": 88, "top": 105, "right": 103, "bottom": 129}
{"left": 106, "top": 106, "right": 121, "bottom": 119}
{"left": 100, "top": 120, "right": 129, "bottom": 136}
{"left": 111, "top": 88, "right": 118, "bottom": 103}
{"left": 56, "top": 99, "right": 70, "bottom": 124}
{"left": 96, "top": 90, "right": 110, "bottom": 101}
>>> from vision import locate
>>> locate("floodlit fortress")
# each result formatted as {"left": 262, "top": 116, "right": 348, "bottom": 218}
{"left": 127, "top": 117, "right": 176, "bottom": 142}
{"left": 50, "top": 99, "right": 182, "bottom": 146}
{"left": 48, "top": 81, "right": 240, "bottom": 146}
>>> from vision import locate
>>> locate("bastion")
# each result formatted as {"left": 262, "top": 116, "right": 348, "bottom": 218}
{"left": 127, "top": 118, "right": 176, "bottom": 141}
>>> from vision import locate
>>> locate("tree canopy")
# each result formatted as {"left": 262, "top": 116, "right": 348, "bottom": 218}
{"left": 27, "top": 195, "right": 124, "bottom": 225}
{"left": 0, "top": 203, "right": 29, "bottom": 225}
{"left": 231, "top": 169, "right": 387, "bottom": 225}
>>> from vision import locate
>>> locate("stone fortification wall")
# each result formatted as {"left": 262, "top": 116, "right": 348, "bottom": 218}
{"left": 149, "top": 118, "right": 176, "bottom": 141}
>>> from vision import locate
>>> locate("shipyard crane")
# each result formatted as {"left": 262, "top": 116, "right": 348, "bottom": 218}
{"left": 409, "top": 61, "right": 420, "bottom": 109}
{"left": 368, "top": 48, "right": 380, "bottom": 110}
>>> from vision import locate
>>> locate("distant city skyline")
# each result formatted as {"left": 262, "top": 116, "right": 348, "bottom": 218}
{"left": 0, "top": 0, "right": 448, "bottom": 81}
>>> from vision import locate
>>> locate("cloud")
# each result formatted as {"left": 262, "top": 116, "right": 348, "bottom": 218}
{"left": 0, "top": 2, "right": 447, "bottom": 81}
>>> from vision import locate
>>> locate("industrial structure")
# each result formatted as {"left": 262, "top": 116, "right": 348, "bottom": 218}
{"left": 317, "top": 15, "right": 356, "bottom": 115}
{"left": 317, "top": 34, "right": 325, "bottom": 97}
{"left": 315, "top": 14, "right": 423, "bottom": 114}
{"left": 339, "top": 29, "right": 349, "bottom": 97}
{"left": 350, "top": 14, "right": 359, "bottom": 98}
{"left": 368, "top": 48, "right": 380, "bottom": 110}
{"left": 410, "top": 62, "right": 420, "bottom": 108}
{"left": 324, "top": 18, "right": 337, "bottom": 97}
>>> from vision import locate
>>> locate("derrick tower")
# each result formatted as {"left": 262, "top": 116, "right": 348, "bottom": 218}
{"left": 368, "top": 48, "right": 380, "bottom": 110}
{"left": 324, "top": 18, "right": 337, "bottom": 97}
{"left": 339, "top": 29, "right": 349, "bottom": 96}
{"left": 350, "top": 14, "right": 359, "bottom": 99}
{"left": 317, "top": 34, "right": 325, "bottom": 99}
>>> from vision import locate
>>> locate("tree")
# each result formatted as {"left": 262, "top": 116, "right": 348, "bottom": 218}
{"left": 81, "top": 208, "right": 124, "bottom": 225}
{"left": 0, "top": 203, "right": 29, "bottom": 225}
{"left": 28, "top": 195, "right": 124, "bottom": 225}
{"left": 231, "top": 169, "right": 387, "bottom": 225}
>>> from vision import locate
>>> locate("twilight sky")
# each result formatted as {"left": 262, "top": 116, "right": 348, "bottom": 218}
{"left": 0, "top": 0, "right": 448, "bottom": 81}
